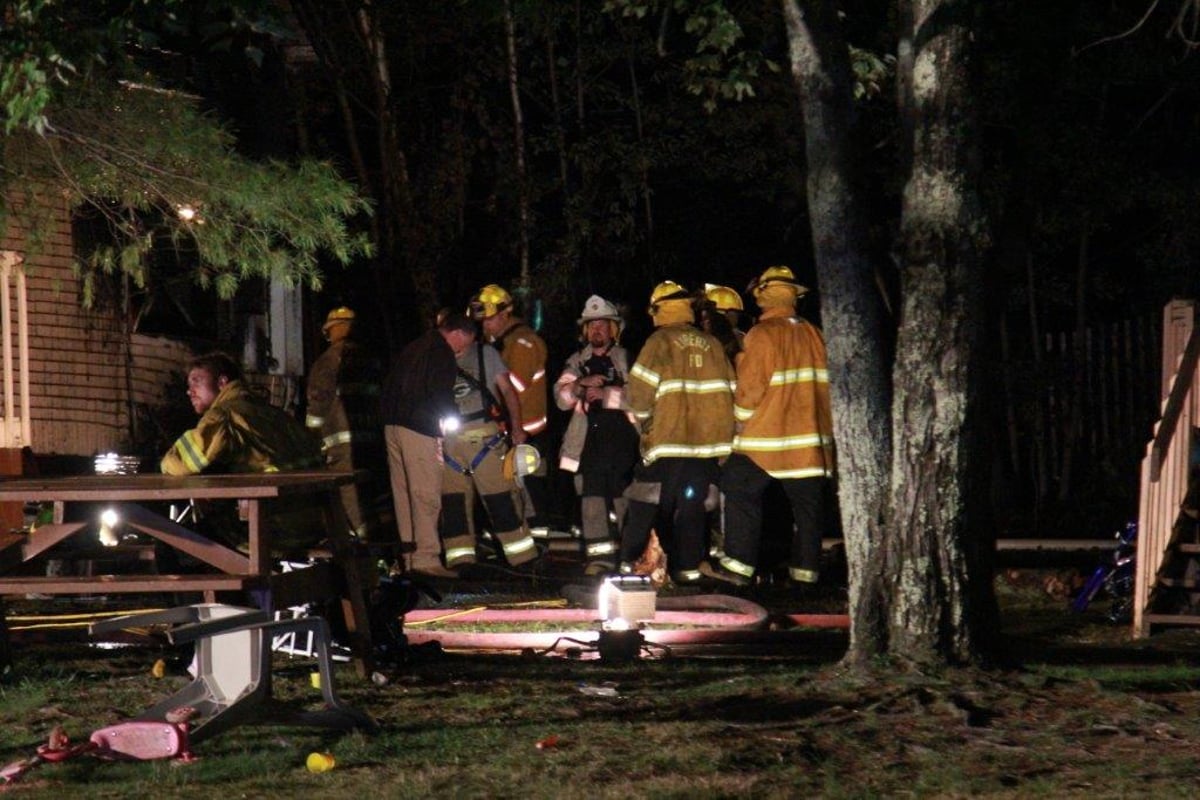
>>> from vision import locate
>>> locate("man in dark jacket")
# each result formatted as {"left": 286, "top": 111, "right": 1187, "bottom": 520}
{"left": 382, "top": 312, "right": 477, "bottom": 577}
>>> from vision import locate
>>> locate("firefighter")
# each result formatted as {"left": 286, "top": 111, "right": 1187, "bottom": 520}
{"left": 161, "top": 351, "right": 327, "bottom": 549}
{"left": 306, "top": 306, "right": 390, "bottom": 539}
{"left": 701, "top": 265, "right": 835, "bottom": 588}
{"left": 553, "top": 295, "right": 640, "bottom": 576}
{"left": 618, "top": 281, "right": 736, "bottom": 584}
{"left": 439, "top": 332, "right": 539, "bottom": 573}
{"left": 469, "top": 284, "right": 552, "bottom": 533}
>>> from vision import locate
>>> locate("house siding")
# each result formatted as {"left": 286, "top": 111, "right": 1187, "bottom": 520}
{"left": 3, "top": 190, "right": 306, "bottom": 462}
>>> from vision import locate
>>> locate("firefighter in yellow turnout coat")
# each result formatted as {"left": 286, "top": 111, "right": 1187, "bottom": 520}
{"left": 306, "top": 307, "right": 389, "bottom": 539}
{"left": 618, "top": 282, "right": 735, "bottom": 584}
{"left": 705, "top": 266, "right": 835, "bottom": 587}
{"left": 163, "top": 355, "right": 324, "bottom": 476}
{"left": 161, "top": 351, "right": 327, "bottom": 550}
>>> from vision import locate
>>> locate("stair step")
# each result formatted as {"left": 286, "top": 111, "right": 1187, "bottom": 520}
{"left": 1157, "top": 577, "right": 1198, "bottom": 589}
{"left": 1143, "top": 613, "right": 1200, "bottom": 627}
{"left": 1176, "top": 543, "right": 1200, "bottom": 554}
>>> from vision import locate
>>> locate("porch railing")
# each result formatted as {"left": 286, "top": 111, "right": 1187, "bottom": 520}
{"left": 1134, "top": 299, "right": 1198, "bottom": 636}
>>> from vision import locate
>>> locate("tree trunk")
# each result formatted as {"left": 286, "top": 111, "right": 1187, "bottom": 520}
{"left": 503, "top": 0, "right": 531, "bottom": 288}
{"left": 289, "top": 0, "right": 425, "bottom": 347}
{"left": 779, "top": 0, "right": 893, "bottom": 662}
{"left": 883, "top": 0, "right": 997, "bottom": 664}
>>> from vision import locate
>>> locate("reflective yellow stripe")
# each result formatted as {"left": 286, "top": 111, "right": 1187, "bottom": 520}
{"left": 445, "top": 546, "right": 475, "bottom": 565}
{"left": 766, "top": 466, "right": 832, "bottom": 479}
{"left": 719, "top": 555, "right": 755, "bottom": 578}
{"left": 630, "top": 362, "right": 661, "bottom": 388}
{"left": 790, "top": 567, "right": 819, "bottom": 583}
{"left": 305, "top": 414, "right": 325, "bottom": 429}
{"left": 502, "top": 535, "right": 537, "bottom": 558}
{"left": 337, "top": 383, "right": 380, "bottom": 396}
{"left": 675, "top": 569, "right": 701, "bottom": 582}
{"left": 769, "top": 367, "right": 829, "bottom": 386}
{"left": 733, "top": 405, "right": 754, "bottom": 422}
{"left": 655, "top": 378, "right": 731, "bottom": 397}
{"left": 509, "top": 373, "right": 527, "bottom": 392}
{"left": 531, "top": 369, "right": 545, "bottom": 382}
{"left": 643, "top": 442, "right": 732, "bottom": 462}
{"left": 323, "top": 430, "right": 353, "bottom": 448}
{"left": 176, "top": 430, "right": 210, "bottom": 473}
{"left": 733, "top": 433, "right": 833, "bottom": 451}
{"left": 586, "top": 540, "right": 617, "bottom": 556}
{"left": 522, "top": 416, "right": 548, "bottom": 434}
{"left": 322, "top": 430, "right": 380, "bottom": 450}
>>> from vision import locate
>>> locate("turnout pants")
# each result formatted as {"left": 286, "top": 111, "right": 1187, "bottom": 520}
{"left": 619, "top": 457, "right": 718, "bottom": 581}
{"left": 719, "top": 453, "right": 828, "bottom": 583}
{"left": 577, "top": 410, "right": 639, "bottom": 570}
{"left": 440, "top": 422, "right": 537, "bottom": 567}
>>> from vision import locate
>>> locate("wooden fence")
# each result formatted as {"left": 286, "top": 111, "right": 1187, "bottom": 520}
{"left": 1001, "top": 306, "right": 1164, "bottom": 531}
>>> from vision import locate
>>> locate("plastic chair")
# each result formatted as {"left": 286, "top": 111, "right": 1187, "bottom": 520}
{"left": 89, "top": 603, "right": 376, "bottom": 744}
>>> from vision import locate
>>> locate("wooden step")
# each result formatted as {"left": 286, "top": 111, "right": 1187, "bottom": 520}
{"left": 1156, "top": 577, "right": 1200, "bottom": 589}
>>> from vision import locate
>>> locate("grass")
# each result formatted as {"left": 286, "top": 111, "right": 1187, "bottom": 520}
{"left": 1, "top": 575, "right": 1199, "bottom": 798}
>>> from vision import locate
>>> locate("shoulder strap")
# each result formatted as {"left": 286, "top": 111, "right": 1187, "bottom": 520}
{"left": 456, "top": 343, "right": 507, "bottom": 429}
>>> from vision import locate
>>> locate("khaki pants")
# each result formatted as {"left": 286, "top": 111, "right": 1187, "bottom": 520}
{"left": 385, "top": 424, "right": 444, "bottom": 570}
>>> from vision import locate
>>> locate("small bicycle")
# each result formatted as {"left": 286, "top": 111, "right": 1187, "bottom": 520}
{"left": 1071, "top": 521, "right": 1137, "bottom": 624}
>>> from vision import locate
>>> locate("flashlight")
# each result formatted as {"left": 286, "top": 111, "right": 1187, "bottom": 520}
{"left": 98, "top": 507, "right": 120, "bottom": 547}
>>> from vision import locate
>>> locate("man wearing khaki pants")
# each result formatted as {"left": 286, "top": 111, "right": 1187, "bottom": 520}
{"left": 381, "top": 312, "right": 477, "bottom": 578}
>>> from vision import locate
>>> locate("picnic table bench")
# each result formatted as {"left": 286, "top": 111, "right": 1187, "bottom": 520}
{"left": 0, "top": 471, "right": 375, "bottom": 675}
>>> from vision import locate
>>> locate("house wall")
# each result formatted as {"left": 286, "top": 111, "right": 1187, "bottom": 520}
{"left": 2, "top": 190, "right": 307, "bottom": 461}
{"left": 1, "top": 191, "right": 128, "bottom": 456}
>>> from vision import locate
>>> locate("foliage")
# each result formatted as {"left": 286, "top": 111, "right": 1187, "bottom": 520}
{"left": 1, "top": 0, "right": 373, "bottom": 309}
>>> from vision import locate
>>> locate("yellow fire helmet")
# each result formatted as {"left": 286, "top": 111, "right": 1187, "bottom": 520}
{"left": 469, "top": 284, "right": 513, "bottom": 320}
{"left": 750, "top": 265, "right": 808, "bottom": 299}
{"left": 647, "top": 280, "right": 691, "bottom": 314}
{"left": 321, "top": 306, "right": 355, "bottom": 334}
{"left": 703, "top": 283, "right": 744, "bottom": 312}
{"left": 503, "top": 443, "right": 541, "bottom": 482}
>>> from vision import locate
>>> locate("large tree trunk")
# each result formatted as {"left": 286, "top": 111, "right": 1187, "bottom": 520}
{"left": 881, "top": 0, "right": 997, "bottom": 664}
{"left": 503, "top": 0, "right": 531, "bottom": 288}
{"left": 779, "top": 0, "right": 893, "bottom": 662}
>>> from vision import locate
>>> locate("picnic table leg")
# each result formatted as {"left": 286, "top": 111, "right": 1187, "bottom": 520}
{"left": 0, "top": 599, "right": 11, "bottom": 676}
{"left": 323, "top": 500, "right": 375, "bottom": 679}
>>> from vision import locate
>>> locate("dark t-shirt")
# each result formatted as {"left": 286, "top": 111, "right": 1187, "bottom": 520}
{"left": 381, "top": 329, "right": 457, "bottom": 437}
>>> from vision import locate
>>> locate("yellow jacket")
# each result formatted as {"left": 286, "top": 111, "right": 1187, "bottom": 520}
{"left": 305, "top": 338, "right": 383, "bottom": 453}
{"left": 493, "top": 319, "right": 548, "bottom": 435}
{"left": 733, "top": 307, "right": 834, "bottom": 478}
{"left": 162, "top": 380, "right": 324, "bottom": 475}
{"left": 628, "top": 323, "right": 735, "bottom": 464}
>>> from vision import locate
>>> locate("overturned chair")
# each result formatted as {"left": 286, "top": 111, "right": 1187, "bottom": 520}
{"left": 90, "top": 603, "right": 377, "bottom": 744}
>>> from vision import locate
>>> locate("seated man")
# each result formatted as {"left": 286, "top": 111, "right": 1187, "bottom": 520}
{"left": 163, "top": 351, "right": 324, "bottom": 476}
{"left": 161, "top": 351, "right": 328, "bottom": 550}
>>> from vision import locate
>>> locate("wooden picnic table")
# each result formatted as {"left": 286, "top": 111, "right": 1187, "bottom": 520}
{"left": 0, "top": 471, "right": 375, "bottom": 675}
